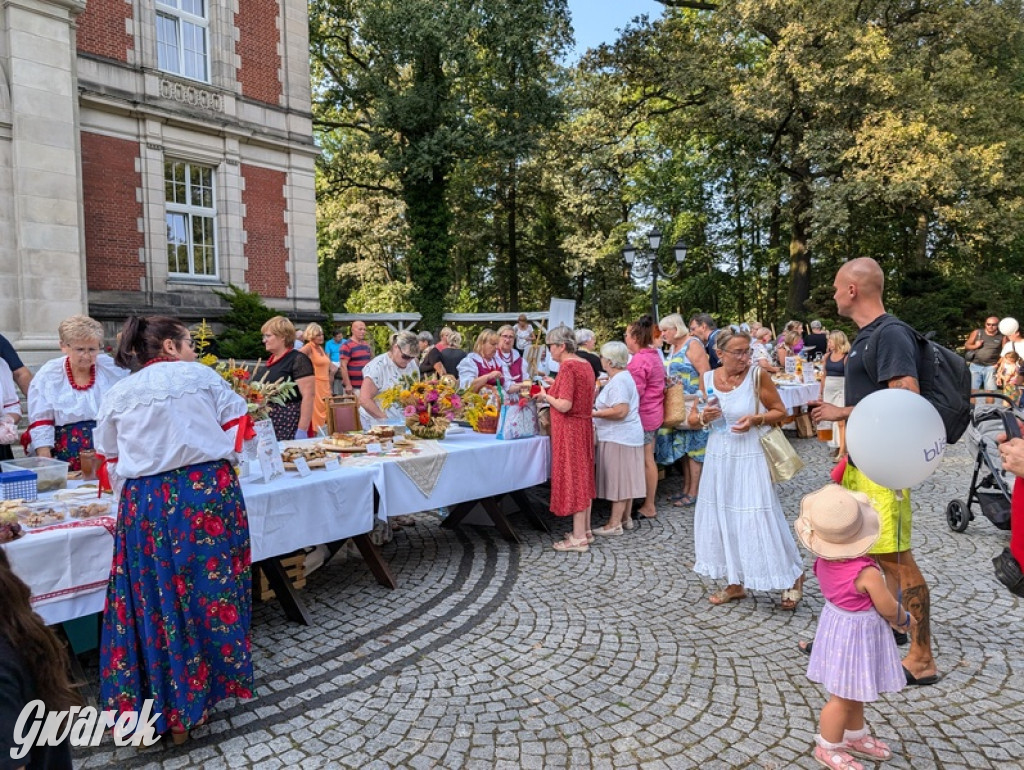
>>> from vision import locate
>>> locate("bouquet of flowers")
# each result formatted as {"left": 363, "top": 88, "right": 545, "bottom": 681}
{"left": 213, "top": 359, "right": 297, "bottom": 422}
{"left": 378, "top": 376, "right": 463, "bottom": 439}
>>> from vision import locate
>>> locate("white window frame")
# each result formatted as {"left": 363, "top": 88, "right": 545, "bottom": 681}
{"left": 165, "top": 160, "right": 219, "bottom": 279}
{"left": 155, "top": 0, "right": 210, "bottom": 83}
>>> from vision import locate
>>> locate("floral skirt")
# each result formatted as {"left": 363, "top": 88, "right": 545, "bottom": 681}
{"left": 99, "top": 459, "right": 254, "bottom": 734}
{"left": 655, "top": 426, "right": 707, "bottom": 465}
{"left": 53, "top": 419, "right": 96, "bottom": 471}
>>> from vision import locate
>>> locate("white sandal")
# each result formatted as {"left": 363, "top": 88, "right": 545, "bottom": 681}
{"left": 813, "top": 745, "right": 863, "bottom": 770}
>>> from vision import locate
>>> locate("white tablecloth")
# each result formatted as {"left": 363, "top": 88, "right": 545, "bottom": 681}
{"left": 776, "top": 382, "right": 819, "bottom": 412}
{"left": 373, "top": 432, "right": 550, "bottom": 518}
{"left": 3, "top": 464, "right": 378, "bottom": 625}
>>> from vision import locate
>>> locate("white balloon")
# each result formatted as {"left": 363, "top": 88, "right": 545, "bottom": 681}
{"left": 846, "top": 390, "right": 946, "bottom": 490}
{"left": 999, "top": 317, "right": 1018, "bottom": 336}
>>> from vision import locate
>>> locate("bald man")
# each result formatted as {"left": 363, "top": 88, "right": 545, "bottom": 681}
{"left": 808, "top": 257, "right": 939, "bottom": 685}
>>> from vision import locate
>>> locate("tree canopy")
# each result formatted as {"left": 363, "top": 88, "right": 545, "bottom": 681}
{"left": 312, "top": 0, "right": 1024, "bottom": 343}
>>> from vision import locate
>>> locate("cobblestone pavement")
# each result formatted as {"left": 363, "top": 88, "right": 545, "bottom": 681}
{"left": 74, "top": 436, "right": 1023, "bottom": 769}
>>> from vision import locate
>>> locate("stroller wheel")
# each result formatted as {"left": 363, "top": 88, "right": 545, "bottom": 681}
{"left": 946, "top": 499, "right": 971, "bottom": 533}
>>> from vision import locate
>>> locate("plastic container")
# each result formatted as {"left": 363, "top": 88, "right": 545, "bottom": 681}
{"left": 1, "top": 457, "right": 69, "bottom": 493}
{"left": 16, "top": 500, "right": 67, "bottom": 528}
{"left": 0, "top": 469, "right": 39, "bottom": 502}
{"left": 65, "top": 498, "right": 113, "bottom": 519}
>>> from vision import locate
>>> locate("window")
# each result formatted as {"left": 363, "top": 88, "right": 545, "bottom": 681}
{"left": 165, "top": 160, "right": 217, "bottom": 277}
{"left": 155, "top": 0, "right": 209, "bottom": 82}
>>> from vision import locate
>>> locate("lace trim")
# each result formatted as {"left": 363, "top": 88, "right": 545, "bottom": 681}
{"left": 98, "top": 362, "right": 228, "bottom": 415}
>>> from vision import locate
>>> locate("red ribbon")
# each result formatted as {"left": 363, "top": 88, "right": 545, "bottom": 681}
{"left": 95, "top": 453, "right": 115, "bottom": 496}
{"left": 20, "top": 419, "right": 54, "bottom": 452}
{"left": 222, "top": 414, "right": 256, "bottom": 453}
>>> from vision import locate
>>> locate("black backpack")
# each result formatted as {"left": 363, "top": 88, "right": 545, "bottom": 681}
{"left": 863, "top": 317, "right": 972, "bottom": 444}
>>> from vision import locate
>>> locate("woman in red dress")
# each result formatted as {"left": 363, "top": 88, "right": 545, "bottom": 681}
{"left": 536, "top": 326, "right": 597, "bottom": 552}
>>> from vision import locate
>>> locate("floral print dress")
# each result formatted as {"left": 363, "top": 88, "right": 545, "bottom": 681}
{"left": 655, "top": 338, "right": 708, "bottom": 465}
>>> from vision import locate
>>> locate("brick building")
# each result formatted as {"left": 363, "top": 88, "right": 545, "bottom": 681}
{"left": 0, "top": 0, "right": 319, "bottom": 363}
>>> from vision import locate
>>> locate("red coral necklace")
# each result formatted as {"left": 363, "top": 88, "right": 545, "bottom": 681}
{"left": 143, "top": 356, "right": 178, "bottom": 368}
{"left": 65, "top": 358, "right": 96, "bottom": 391}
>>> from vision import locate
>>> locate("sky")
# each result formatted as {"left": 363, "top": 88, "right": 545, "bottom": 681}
{"left": 566, "top": 0, "right": 665, "bottom": 58}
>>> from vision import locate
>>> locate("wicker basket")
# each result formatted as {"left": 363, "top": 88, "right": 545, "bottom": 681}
{"left": 407, "top": 416, "right": 450, "bottom": 439}
{"left": 474, "top": 415, "right": 498, "bottom": 434}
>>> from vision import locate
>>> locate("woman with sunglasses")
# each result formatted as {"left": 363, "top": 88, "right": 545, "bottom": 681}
{"left": 260, "top": 316, "right": 315, "bottom": 440}
{"left": 689, "top": 328, "right": 804, "bottom": 610}
{"left": 359, "top": 331, "right": 421, "bottom": 426}
{"left": 95, "top": 315, "right": 254, "bottom": 744}
{"left": 25, "top": 314, "right": 128, "bottom": 470}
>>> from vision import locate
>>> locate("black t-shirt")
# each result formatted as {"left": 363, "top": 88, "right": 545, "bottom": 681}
{"left": 258, "top": 350, "right": 313, "bottom": 404}
{"left": 421, "top": 347, "right": 442, "bottom": 376}
{"left": 0, "top": 335, "right": 24, "bottom": 373}
{"left": 578, "top": 350, "right": 604, "bottom": 380}
{"left": 802, "top": 332, "right": 828, "bottom": 358}
{"left": 0, "top": 636, "right": 73, "bottom": 770}
{"left": 439, "top": 348, "right": 467, "bottom": 375}
{"left": 845, "top": 314, "right": 919, "bottom": 407}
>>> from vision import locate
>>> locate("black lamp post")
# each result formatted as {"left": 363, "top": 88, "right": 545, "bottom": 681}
{"left": 622, "top": 229, "right": 688, "bottom": 321}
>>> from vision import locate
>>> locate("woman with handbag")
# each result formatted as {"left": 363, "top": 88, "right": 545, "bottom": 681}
{"left": 655, "top": 313, "right": 710, "bottom": 508}
{"left": 689, "top": 328, "right": 805, "bottom": 609}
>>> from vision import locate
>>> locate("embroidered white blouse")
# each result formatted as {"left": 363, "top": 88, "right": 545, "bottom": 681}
{"left": 94, "top": 361, "right": 247, "bottom": 479}
{"left": 27, "top": 355, "right": 129, "bottom": 450}
{"left": 456, "top": 352, "right": 513, "bottom": 391}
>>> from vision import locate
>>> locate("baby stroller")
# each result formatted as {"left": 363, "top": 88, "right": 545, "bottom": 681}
{"left": 946, "top": 392, "right": 1020, "bottom": 532}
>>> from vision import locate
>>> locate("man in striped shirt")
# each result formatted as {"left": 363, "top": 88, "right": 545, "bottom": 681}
{"left": 340, "top": 320, "right": 373, "bottom": 395}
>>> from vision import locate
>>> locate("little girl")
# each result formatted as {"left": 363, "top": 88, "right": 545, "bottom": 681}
{"left": 995, "top": 350, "right": 1021, "bottom": 405}
{"left": 795, "top": 485, "right": 913, "bottom": 770}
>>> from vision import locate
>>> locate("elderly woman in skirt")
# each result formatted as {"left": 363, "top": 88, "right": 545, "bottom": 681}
{"left": 591, "top": 341, "right": 646, "bottom": 535}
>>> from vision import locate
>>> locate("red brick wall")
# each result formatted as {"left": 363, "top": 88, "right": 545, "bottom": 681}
{"left": 235, "top": 0, "right": 283, "bottom": 104}
{"left": 77, "top": 0, "right": 133, "bottom": 62}
{"left": 242, "top": 165, "right": 290, "bottom": 298}
{"left": 81, "top": 133, "right": 146, "bottom": 292}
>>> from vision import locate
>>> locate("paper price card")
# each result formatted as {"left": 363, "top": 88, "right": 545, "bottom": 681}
{"left": 323, "top": 457, "right": 341, "bottom": 472}
{"left": 293, "top": 457, "right": 313, "bottom": 477}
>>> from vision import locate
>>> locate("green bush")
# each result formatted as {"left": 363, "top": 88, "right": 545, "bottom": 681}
{"left": 213, "top": 284, "right": 277, "bottom": 360}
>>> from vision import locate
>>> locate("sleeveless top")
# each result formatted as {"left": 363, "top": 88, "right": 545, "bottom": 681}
{"left": 813, "top": 555, "right": 877, "bottom": 612}
{"left": 824, "top": 354, "right": 847, "bottom": 377}
{"left": 973, "top": 330, "right": 1003, "bottom": 366}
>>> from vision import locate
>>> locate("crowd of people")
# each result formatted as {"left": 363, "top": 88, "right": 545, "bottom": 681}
{"left": 4, "top": 257, "right": 1024, "bottom": 767}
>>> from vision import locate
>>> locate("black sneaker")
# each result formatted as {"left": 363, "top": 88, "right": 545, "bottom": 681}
{"left": 993, "top": 548, "right": 1024, "bottom": 598}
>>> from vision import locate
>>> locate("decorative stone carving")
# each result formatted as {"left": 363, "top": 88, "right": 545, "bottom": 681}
{"left": 159, "top": 79, "right": 224, "bottom": 112}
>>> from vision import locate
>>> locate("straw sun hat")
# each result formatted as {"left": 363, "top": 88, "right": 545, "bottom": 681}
{"left": 795, "top": 484, "right": 881, "bottom": 560}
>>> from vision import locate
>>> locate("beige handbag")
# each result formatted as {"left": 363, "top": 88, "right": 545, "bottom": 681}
{"left": 754, "top": 368, "right": 804, "bottom": 483}
{"left": 662, "top": 381, "right": 687, "bottom": 428}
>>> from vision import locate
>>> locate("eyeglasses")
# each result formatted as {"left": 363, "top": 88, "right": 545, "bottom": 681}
{"left": 70, "top": 346, "right": 101, "bottom": 356}
{"left": 986, "top": 322, "right": 999, "bottom": 327}
{"left": 180, "top": 338, "right": 196, "bottom": 350}
{"left": 398, "top": 352, "right": 415, "bottom": 362}
{"left": 722, "top": 348, "right": 752, "bottom": 359}
{"left": 499, "top": 334, "right": 515, "bottom": 340}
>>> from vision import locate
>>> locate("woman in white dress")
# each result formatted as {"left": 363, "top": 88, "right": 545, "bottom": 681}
{"left": 358, "top": 331, "right": 421, "bottom": 427}
{"left": 26, "top": 315, "right": 128, "bottom": 470}
{"left": 688, "top": 328, "right": 805, "bottom": 608}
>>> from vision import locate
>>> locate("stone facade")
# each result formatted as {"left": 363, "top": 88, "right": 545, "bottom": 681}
{"left": 0, "top": 0, "right": 319, "bottom": 363}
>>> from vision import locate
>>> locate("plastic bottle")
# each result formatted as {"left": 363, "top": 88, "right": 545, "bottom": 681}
{"left": 705, "top": 388, "right": 724, "bottom": 432}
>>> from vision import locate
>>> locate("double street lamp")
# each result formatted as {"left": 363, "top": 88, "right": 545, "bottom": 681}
{"left": 622, "top": 228, "right": 688, "bottom": 321}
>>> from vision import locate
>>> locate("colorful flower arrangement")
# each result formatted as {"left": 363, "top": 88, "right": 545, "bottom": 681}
{"left": 378, "top": 376, "right": 463, "bottom": 438}
{"left": 462, "top": 390, "right": 500, "bottom": 433}
{"left": 212, "top": 358, "right": 297, "bottom": 422}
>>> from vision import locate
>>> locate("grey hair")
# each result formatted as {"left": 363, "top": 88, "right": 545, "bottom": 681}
{"left": 689, "top": 312, "right": 716, "bottom": 330}
{"left": 810, "top": 319, "right": 823, "bottom": 330}
{"left": 659, "top": 313, "right": 687, "bottom": 335}
{"left": 447, "top": 331, "right": 463, "bottom": 348}
{"left": 545, "top": 326, "right": 577, "bottom": 352}
{"left": 715, "top": 328, "right": 752, "bottom": 352}
{"left": 575, "top": 328, "right": 596, "bottom": 346}
{"left": 599, "top": 341, "right": 629, "bottom": 368}
{"left": 391, "top": 330, "right": 419, "bottom": 356}
{"left": 417, "top": 330, "right": 434, "bottom": 344}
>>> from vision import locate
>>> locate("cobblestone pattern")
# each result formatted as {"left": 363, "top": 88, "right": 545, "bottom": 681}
{"left": 74, "top": 437, "right": 1024, "bottom": 769}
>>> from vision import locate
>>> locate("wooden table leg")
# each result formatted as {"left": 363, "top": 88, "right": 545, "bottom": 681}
{"left": 351, "top": 533, "right": 398, "bottom": 589}
{"left": 480, "top": 496, "right": 520, "bottom": 544}
{"left": 258, "top": 557, "right": 313, "bottom": 626}
{"left": 510, "top": 489, "right": 550, "bottom": 533}
{"left": 440, "top": 500, "right": 475, "bottom": 530}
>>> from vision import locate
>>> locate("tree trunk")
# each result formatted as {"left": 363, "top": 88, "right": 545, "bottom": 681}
{"left": 404, "top": 171, "right": 452, "bottom": 331}
{"left": 786, "top": 173, "right": 812, "bottom": 318}
{"left": 732, "top": 170, "right": 746, "bottom": 318}
{"left": 914, "top": 208, "right": 929, "bottom": 269}
{"left": 767, "top": 202, "right": 782, "bottom": 327}
{"left": 507, "top": 160, "right": 519, "bottom": 311}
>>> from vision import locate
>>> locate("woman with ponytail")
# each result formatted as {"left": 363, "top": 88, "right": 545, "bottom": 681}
{"left": 0, "top": 548, "right": 79, "bottom": 768}
{"left": 95, "top": 315, "right": 254, "bottom": 744}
